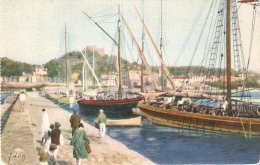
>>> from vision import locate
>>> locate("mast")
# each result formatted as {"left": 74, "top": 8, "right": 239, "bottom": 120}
{"left": 65, "top": 24, "right": 69, "bottom": 97}
{"left": 117, "top": 10, "right": 122, "bottom": 99}
{"left": 141, "top": 0, "right": 144, "bottom": 93}
{"left": 80, "top": 52, "right": 102, "bottom": 89}
{"left": 82, "top": 49, "right": 86, "bottom": 91}
{"left": 118, "top": 7, "right": 159, "bottom": 89}
{"left": 92, "top": 47, "right": 95, "bottom": 89}
{"left": 226, "top": 0, "right": 232, "bottom": 115}
{"left": 160, "top": 0, "right": 163, "bottom": 91}
{"left": 82, "top": 61, "right": 85, "bottom": 91}
{"left": 134, "top": 5, "right": 176, "bottom": 90}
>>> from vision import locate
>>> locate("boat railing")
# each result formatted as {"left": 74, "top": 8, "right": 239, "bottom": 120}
{"left": 233, "top": 103, "right": 260, "bottom": 117}
{"left": 173, "top": 101, "right": 260, "bottom": 118}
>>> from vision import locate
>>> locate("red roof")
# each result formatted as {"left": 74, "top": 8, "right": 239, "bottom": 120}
{"left": 127, "top": 66, "right": 140, "bottom": 71}
{"left": 36, "top": 65, "right": 44, "bottom": 69}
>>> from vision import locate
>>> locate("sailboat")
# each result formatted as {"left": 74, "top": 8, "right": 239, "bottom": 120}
{"left": 57, "top": 25, "right": 75, "bottom": 105}
{"left": 136, "top": 0, "right": 260, "bottom": 137}
{"left": 79, "top": 49, "right": 103, "bottom": 99}
{"left": 77, "top": 10, "right": 143, "bottom": 117}
{"left": 45, "top": 26, "right": 68, "bottom": 100}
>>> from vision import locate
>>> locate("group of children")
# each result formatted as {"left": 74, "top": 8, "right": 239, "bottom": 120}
{"left": 38, "top": 109, "right": 64, "bottom": 165}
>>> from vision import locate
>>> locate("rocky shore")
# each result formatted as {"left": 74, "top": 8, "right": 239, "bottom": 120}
{"left": 1, "top": 92, "right": 155, "bottom": 165}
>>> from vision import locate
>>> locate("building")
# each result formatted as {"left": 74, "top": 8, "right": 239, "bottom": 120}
{"left": 122, "top": 66, "right": 142, "bottom": 87}
{"left": 101, "top": 72, "right": 118, "bottom": 87}
{"left": 86, "top": 45, "right": 105, "bottom": 56}
{"left": 34, "top": 65, "right": 48, "bottom": 82}
{"left": 2, "top": 65, "right": 49, "bottom": 83}
{"left": 121, "top": 65, "right": 154, "bottom": 88}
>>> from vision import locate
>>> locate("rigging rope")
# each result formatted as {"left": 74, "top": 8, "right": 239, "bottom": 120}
{"left": 243, "top": 5, "right": 257, "bottom": 101}
{"left": 176, "top": 0, "right": 215, "bottom": 93}
{"left": 185, "top": 0, "right": 215, "bottom": 75}
{"left": 172, "top": 0, "right": 208, "bottom": 70}
{"left": 246, "top": 6, "right": 256, "bottom": 72}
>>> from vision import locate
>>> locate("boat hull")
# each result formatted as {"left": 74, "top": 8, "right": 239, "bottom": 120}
{"left": 94, "top": 116, "right": 142, "bottom": 127}
{"left": 138, "top": 102, "right": 260, "bottom": 137}
{"left": 77, "top": 97, "right": 143, "bottom": 117}
{"left": 46, "top": 93, "right": 65, "bottom": 100}
{"left": 57, "top": 95, "right": 75, "bottom": 104}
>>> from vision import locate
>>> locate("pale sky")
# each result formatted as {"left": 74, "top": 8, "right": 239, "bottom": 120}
{"left": 1, "top": 0, "right": 260, "bottom": 72}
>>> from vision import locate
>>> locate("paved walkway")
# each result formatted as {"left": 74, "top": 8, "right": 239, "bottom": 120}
{"left": 1, "top": 93, "right": 39, "bottom": 164}
{"left": 1, "top": 92, "right": 155, "bottom": 165}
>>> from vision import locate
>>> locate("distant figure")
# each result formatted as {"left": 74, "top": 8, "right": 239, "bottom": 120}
{"left": 43, "top": 124, "right": 54, "bottom": 153}
{"left": 50, "top": 122, "right": 62, "bottom": 163}
{"left": 222, "top": 100, "right": 229, "bottom": 116}
{"left": 70, "top": 123, "right": 89, "bottom": 165}
{"left": 41, "top": 108, "right": 50, "bottom": 146}
{"left": 18, "top": 90, "right": 27, "bottom": 112}
{"left": 222, "top": 100, "right": 229, "bottom": 111}
{"left": 97, "top": 109, "right": 107, "bottom": 138}
{"left": 70, "top": 111, "right": 81, "bottom": 136}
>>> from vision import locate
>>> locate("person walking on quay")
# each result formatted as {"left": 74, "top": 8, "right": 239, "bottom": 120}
{"left": 70, "top": 110, "right": 81, "bottom": 136}
{"left": 50, "top": 122, "right": 64, "bottom": 163}
{"left": 43, "top": 124, "right": 54, "bottom": 152}
{"left": 97, "top": 109, "right": 107, "bottom": 138}
{"left": 18, "top": 90, "right": 28, "bottom": 112}
{"left": 41, "top": 108, "right": 51, "bottom": 146}
{"left": 70, "top": 123, "right": 89, "bottom": 165}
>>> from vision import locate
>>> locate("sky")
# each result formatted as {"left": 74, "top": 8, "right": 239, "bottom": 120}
{"left": 1, "top": 0, "right": 260, "bottom": 72}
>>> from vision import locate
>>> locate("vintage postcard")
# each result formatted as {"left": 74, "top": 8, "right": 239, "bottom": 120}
{"left": 1, "top": 0, "right": 260, "bottom": 164}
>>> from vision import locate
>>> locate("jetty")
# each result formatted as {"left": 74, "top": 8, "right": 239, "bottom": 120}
{"left": 1, "top": 92, "right": 154, "bottom": 165}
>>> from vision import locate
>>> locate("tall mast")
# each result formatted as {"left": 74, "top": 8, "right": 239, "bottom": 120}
{"left": 82, "top": 59, "right": 85, "bottom": 91}
{"left": 118, "top": 7, "right": 159, "bottom": 89}
{"left": 141, "top": 0, "right": 144, "bottom": 92}
{"left": 65, "top": 24, "right": 69, "bottom": 97}
{"left": 160, "top": 0, "right": 163, "bottom": 91}
{"left": 134, "top": 5, "right": 176, "bottom": 90}
{"left": 117, "top": 10, "right": 122, "bottom": 99}
{"left": 226, "top": 0, "right": 232, "bottom": 115}
{"left": 93, "top": 47, "right": 95, "bottom": 88}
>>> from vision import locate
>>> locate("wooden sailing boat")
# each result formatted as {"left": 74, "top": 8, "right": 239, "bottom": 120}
{"left": 77, "top": 10, "right": 142, "bottom": 117}
{"left": 136, "top": 0, "right": 260, "bottom": 137}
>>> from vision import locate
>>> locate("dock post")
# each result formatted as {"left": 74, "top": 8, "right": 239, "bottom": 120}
{"left": 249, "top": 118, "right": 251, "bottom": 138}
{"left": 240, "top": 118, "right": 247, "bottom": 138}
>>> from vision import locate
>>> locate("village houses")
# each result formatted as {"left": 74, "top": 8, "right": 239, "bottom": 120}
{"left": 1, "top": 65, "right": 48, "bottom": 83}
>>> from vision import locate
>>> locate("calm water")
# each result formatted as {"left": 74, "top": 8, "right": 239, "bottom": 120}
{"left": 1, "top": 94, "right": 11, "bottom": 104}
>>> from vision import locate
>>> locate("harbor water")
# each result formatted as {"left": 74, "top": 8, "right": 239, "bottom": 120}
{"left": 1, "top": 94, "right": 11, "bottom": 104}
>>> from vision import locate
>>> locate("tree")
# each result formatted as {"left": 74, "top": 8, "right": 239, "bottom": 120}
{"left": 45, "top": 60, "right": 59, "bottom": 79}
{"left": 1, "top": 57, "right": 34, "bottom": 76}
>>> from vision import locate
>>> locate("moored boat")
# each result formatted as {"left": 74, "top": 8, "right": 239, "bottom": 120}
{"left": 94, "top": 116, "right": 142, "bottom": 127}
{"left": 138, "top": 99, "right": 260, "bottom": 137}
{"left": 135, "top": 0, "right": 260, "bottom": 137}
{"left": 77, "top": 10, "right": 142, "bottom": 117}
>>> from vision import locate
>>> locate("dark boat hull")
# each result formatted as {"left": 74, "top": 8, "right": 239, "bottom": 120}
{"left": 77, "top": 97, "right": 143, "bottom": 118}
{"left": 138, "top": 101, "right": 260, "bottom": 137}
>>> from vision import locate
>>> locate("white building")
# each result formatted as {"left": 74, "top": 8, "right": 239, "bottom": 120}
{"left": 101, "top": 72, "right": 118, "bottom": 87}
